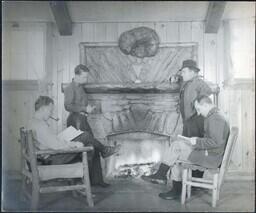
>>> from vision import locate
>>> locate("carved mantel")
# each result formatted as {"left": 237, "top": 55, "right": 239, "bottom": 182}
{"left": 62, "top": 82, "right": 180, "bottom": 93}
{"left": 62, "top": 81, "right": 219, "bottom": 94}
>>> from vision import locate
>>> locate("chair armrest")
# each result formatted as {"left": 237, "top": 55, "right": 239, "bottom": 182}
{"left": 35, "top": 146, "right": 94, "bottom": 155}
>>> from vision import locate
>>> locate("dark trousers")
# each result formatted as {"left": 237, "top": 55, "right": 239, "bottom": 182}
{"left": 41, "top": 133, "right": 99, "bottom": 165}
{"left": 182, "top": 114, "right": 205, "bottom": 178}
{"left": 66, "top": 112, "right": 106, "bottom": 185}
{"left": 182, "top": 114, "right": 204, "bottom": 138}
{"left": 39, "top": 113, "right": 106, "bottom": 184}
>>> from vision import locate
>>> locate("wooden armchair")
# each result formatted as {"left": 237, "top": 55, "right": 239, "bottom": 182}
{"left": 179, "top": 127, "right": 239, "bottom": 207}
{"left": 19, "top": 127, "right": 94, "bottom": 210}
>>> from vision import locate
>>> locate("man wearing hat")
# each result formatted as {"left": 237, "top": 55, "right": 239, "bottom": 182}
{"left": 177, "top": 59, "right": 213, "bottom": 137}
{"left": 141, "top": 59, "right": 213, "bottom": 187}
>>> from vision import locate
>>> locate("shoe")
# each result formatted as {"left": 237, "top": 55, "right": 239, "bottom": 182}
{"left": 159, "top": 190, "right": 180, "bottom": 200}
{"left": 91, "top": 182, "right": 110, "bottom": 188}
{"left": 141, "top": 173, "right": 167, "bottom": 185}
{"left": 101, "top": 144, "right": 121, "bottom": 158}
{"left": 159, "top": 180, "right": 182, "bottom": 200}
{"left": 141, "top": 163, "right": 169, "bottom": 184}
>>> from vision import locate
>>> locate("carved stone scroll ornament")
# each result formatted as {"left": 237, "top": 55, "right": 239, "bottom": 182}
{"left": 118, "top": 27, "right": 160, "bottom": 58}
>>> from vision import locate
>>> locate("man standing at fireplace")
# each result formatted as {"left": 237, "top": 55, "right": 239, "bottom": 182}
{"left": 142, "top": 59, "right": 213, "bottom": 183}
{"left": 64, "top": 64, "right": 121, "bottom": 187}
{"left": 146, "top": 95, "right": 230, "bottom": 200}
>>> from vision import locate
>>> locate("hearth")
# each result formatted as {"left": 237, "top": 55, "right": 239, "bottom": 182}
{"left": 114, "top": 162, "right": 155, "bottom": 179}
{"left": 105, "top": 132, "right": 172, "bottom": 178}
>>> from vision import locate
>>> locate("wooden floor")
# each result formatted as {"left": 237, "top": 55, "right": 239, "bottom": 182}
{"left": 2, "top": 176, "right": 255, "bottom": 212}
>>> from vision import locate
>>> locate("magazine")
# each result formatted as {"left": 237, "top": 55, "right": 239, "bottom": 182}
{"left": 57, "top": 126, "right": 83, "bottom": 141}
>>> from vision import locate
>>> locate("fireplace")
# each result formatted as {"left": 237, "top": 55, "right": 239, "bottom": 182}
{"left": 84, "top": 87, "right": 184, "bottom": 178}
{"left": 106, "top": 132, "right": 171, "bottom": 178}
{"left": 61, "top": 42, "right": 219, "bottom": 178}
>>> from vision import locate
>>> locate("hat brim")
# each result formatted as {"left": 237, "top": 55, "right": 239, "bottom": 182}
{"left": 179, "top": 66, "right": 200, "bottom": 72}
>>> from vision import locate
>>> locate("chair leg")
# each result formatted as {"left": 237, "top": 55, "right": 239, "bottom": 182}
{"left": 217, "top": 181, "right": 221, "bottom": 201}
{"left": 187, "top": 169, "right": 192, "bottom": 199}
{"left": 20, "top": 175, "right": 26, "bottom": 202}
{"left": 216, "top": 183, "right": 221, "bottom": 201}
{"left": 181, "top": 169, "right": 188, "bottom": 205}
{"left": 82, "top": 152, "right": 94, "bottom": 207}
{"left": 31, "top": 181, "right": 40, "bottom": 210}
{"left": 212, "top": 173, "right": 218, "bottom": 208}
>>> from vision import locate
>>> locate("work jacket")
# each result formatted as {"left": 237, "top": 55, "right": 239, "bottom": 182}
{"left": 188, "top": 107, "right": 230, "bottom": 168}
{"left": 180, "top": 76, "right": 212, "bottom": 121}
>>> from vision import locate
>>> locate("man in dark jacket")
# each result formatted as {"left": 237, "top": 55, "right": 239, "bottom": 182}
{"left": 178, "top": 60, "right": 213, "bottom": 137}
{"left": 157, "top": 95, "right": 230, "bottom": 200}
{"left": 64, "top": 64, "right": 121, "bottom": 187}
{"left": 142, "top": 59, "right": 213, "bottom": 183}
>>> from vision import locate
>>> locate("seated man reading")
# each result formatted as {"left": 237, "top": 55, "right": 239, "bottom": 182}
{"left": 141, "top": 95, "right": 230, "bottom": 200}
{"left": 28, "top": 96, "right": 120, "bottom": 187}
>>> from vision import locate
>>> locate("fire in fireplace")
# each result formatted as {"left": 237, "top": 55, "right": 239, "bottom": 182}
{"left": 105, "top": 132, "right": 171, "bottom": 178}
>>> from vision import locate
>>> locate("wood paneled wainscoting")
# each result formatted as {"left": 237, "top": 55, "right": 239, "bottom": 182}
{"left": 2, "top": 80, "right": 41, "bottom": 177}
{"left": 219, "top": 81, "right": 255, "bottom": 180}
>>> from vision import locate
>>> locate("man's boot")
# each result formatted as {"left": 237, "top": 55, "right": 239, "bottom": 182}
{"left": 141, "top": 163, "right": 169, "bottom": 184}
{"left": 158, "top": 180, "right": 182, "bottom": 200}
{"left": 101, "top": 144, "right": 121, "bottom": 158}
{"left": 192, "top": 170, "right": 204, "bottom": 193}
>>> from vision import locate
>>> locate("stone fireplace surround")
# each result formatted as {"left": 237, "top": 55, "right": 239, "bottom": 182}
{"left": 97, "top": 83, "right": 182, "bottom": 177}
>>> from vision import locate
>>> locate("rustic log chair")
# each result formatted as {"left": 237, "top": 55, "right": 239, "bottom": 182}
{"left": 179, "top": 126, "right": 238, "bottom": 208}
{"left": 18, "top": 127, "right": 94, "bottom": 210}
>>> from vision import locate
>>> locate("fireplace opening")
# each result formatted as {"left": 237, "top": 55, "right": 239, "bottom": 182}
{"left": 105, "top": 132, "right": 171, "bottom": 179}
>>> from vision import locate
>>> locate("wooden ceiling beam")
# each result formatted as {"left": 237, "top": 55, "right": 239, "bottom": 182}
{"left": 205, "top": 2, "right": 227, "bottom": 33}
{"left": 49, "top": 1, "right": 72, "bottom": 36}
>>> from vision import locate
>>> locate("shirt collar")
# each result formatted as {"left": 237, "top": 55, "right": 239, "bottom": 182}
{"left": 72, "top": 78, "right": 83, "bottom": 87}
{"left": 189, "top": 75, "right": 201, "bottom": 83}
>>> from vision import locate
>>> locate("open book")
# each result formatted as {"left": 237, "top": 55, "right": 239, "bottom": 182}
{"left": 57, "top": 126, "right": 83, "bottom": 142}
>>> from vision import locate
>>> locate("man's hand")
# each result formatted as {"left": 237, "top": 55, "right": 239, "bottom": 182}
{"left": 68, "top": 141, "right": 84, "bottom": 148}
{"left": 86, "top": 105, "right": 96, "bottom": 113}
{"left": 73, "top": 141, "right": 84, "bottom": 148}
{"left": 169, "top": 75, "right": 181, "bottom": 83}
